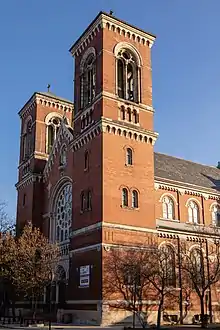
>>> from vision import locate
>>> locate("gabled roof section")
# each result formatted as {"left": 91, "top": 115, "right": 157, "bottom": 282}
{"left": 69, "top": 11, "right": 156, "bottom": 56}
{"left": 43, "top": 119, "right": 73, "bottom": 180}
{"left": 154, "top": 152, "right": 220, "bottom": 193}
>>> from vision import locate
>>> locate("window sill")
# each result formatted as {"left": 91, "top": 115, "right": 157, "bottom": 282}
{"left": 125, "top": 164, "right": 133, "bottom": 167}
{"left": 116, "top": 96, "right": 140, "bottom": 107}
{"left": 160, "top": 218, "right": 180, "bottom": 222}
{"left": 186, "top": 222, "right": 204, "bottom": 226}
{"left": 121, "top": 205, "right": 139, "bottom": 211}
{"left": 80, "top": 208, "right": 92, "bottom": 214}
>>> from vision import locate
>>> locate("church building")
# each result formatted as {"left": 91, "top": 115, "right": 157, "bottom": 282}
{"left": 16, "top": 11, "right": 220, "bottom": 325}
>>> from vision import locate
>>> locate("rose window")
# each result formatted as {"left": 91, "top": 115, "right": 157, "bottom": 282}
{"left": 54, "top": 184, "right": 72, "bottom": 243}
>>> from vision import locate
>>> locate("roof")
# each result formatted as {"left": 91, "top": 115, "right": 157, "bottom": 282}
{"left": 18, "top": 91, "right": 73, "bottom": 117}
{"left": 69, "top": 11, "right": 156, "bottom": 53}
{"left": 154, "top": 152, "right": 220, "bottom": 192}
{"left": 37, "top": 92, "right": 73, "bottom": 105}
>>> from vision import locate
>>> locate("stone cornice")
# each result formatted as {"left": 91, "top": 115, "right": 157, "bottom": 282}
{"left": 70, "top": 221, "right": 157, "bottom": 238}
{"left": 102, "top": 117, "right": 158, "bottom": 145}
{"left": 15, "top": 173, "right": 43, "bottom": 190}
{"left": 70, "top": 117, "right": 158, "bottom": 152}
{"left": 18, "top": 93, "right": 74, "bottom": 120}
{"left": 70, "top": 12, "right": 155, "bottom": 56}
{"left": 157, "top": 222, "right": 220, "bottom": 240}
{"left": 43, "top": 121, "right": 74, "bottom": 180}
{"left": 155, "top": 178, "right": 220, "bottom": 200}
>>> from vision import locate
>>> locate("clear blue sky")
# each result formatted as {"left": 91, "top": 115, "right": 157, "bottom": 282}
{"left": 1, "top": 0, "right": 220, "bottom": 216}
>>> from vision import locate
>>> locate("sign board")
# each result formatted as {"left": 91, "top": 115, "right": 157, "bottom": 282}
{"left": 80, "top": 265, "right": 90, "bottom": 276}
{"left": 79, "top": 275, "right": 90, "bottom": 288}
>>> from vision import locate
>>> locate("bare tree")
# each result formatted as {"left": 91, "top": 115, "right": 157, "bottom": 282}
{"left": 0, "top": 202, "right": 15, "bottom": 234}
{"left": 179, "top": 240, "right": 220, "bottom": 327}
{"left": 145, "top": 245, "right": 177, "bottom": 329}
{"left": 103, "top": 242, "right": 177, "bottom": 329}
{"left": 104, "top": 247, "right": 151, "bottom": 327}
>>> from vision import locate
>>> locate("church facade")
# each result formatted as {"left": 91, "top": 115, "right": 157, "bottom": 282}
{"left": 16, "top": 11, "right": 220, "bottom": 325}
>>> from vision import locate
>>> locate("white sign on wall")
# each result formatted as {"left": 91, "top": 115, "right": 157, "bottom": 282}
{"left": 79, "top": 265, "right": 90, "bottom": 288}
{"left": 80, "top": 275, "right": 90, "bottom": 288}
{"left": 80, "top": 265, "right": 90, "bottom": 276}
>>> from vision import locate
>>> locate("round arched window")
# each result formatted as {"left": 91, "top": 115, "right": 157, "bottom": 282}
{"left": 54, "top": 183, "right": 72, "bottom": 243}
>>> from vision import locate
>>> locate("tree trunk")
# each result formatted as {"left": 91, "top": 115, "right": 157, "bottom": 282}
{"left": 200, "top": 296, "right": 206, "bottom": 328}
{"left": 157, "top": 295, "right": 164, "bottom": 329}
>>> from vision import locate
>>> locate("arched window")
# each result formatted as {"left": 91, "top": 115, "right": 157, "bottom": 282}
{"left": 47, "top": 117, "right": 61, "bottom": 153}
{"left": 132, "top": 190, "right": 138, "bottom": 208}
{"left": 122, "top": 188, "right": 128, "bottom": 207}
{"left": 80, "top": 53, "right": 96, "bottom": 109}
{"left": 116, "top": 49, "right": 139, "bottom": 103}
{"left": 54, "top": 183, "right": 72, "bottom": 243}
{"left": 160, "top": 245, "right": 176, "bottom": 287}
{"left": 211, "top": 204, "right": 220, "bottom": 226}
{"left": 81, "top": 192, "right": 86, "bottom": 212}
{"left": 188, "top": 200, "right": 199, "bottom": 224}
{"left": 133, "top": 110, "right": 138, "bottom": 124}
{"left": 117, "top": 59, "right": 125, "bottom": 99}
{"left": 162, "top": 196, "right": 175, "bottom": 220}
{"left": 84, "top": 151, "right": 89, "bottom": 170}
{"left": 190, "top": 248, "right": 203, "bottom": 284}
{"left": 126, "top": 148, "right": 133, "bottom": 165}
{"left": 23, "top": 119, "right": 33, "bottom": 159}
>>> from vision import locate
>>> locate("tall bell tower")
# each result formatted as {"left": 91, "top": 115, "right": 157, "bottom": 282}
{"left": 69, "top": 11, "right": 158, "bottom": 323}
{"left": 70, "top": 11, "right": 157, "bottom": 232}
{"left": 16, "top": 91, "right": 73, "bottom": 234}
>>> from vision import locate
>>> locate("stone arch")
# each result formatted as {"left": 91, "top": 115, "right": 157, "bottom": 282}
{"left": 79, "top": 47, "right": 96, "bottom": 74}
{"left": 114, "top": 41, "right": 143, "bottom": 66}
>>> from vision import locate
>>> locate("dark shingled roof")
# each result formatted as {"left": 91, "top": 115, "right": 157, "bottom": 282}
{"left": 154, "top": 152, "right": 220, "bottom": 192}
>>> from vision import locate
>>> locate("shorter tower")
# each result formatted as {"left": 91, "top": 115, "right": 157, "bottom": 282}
{"left": 16, "top": 91, "right": 73, "bottom": 234}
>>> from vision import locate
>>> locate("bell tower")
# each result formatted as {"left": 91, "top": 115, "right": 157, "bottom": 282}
{"left": 68, "top": 13, "right": 158, "bottom": 321}
{"left": 70, "top": 12, "right": 158, "bottom": 232}
{"left": 16, "top": 91, "right": 73, "bottom": 234}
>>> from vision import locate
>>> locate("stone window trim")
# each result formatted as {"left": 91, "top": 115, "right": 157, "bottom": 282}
{"left": 123, "top": 145, "right": 134, "bottom": 166}
{"left": 209, "top": 202, "right": 220, "bottom": 227}
{"left": 121, "top": 187, "right": 129, "bottom": 208}
{"left": 120, "top": 186, "right": 140, "bottom": 210}
{"left": 22, "top": 193, "right": 26, "bottom": 207}
{"left": 53, "top": 183, "right": 72, "bottom": 244}
{"left": 45, "top": 112, "right": 71, "bottom": 155}
{"left": 119, "top": 105, "right": 140, "bottom": 125}
{"left": 79, "top": 47, "right": 96, "bottom": 110}
{"left": 84, "top": 150, "right": 89, "bottom": 171}
{"left": 80, "top": 189, "right": 92, "bottom": 213}
{"left": 131, "top": 189, "right": 139, "bottom": 209}
{"left": 186, "top": 199, "right": 201, "bottom": 225}
{"left": 22, "top": 116, "right": 33, "bottom": 160}
{"left": 159, "top": 243, "right": 176, "bottom": 287}
{"left": 114, "top": 42, "right": 142, "bottom": 104}
{"left": 161, "top": 195, "right": 175, "bottom": 221}
{"left": 81, "top": 108, "right": 94, "bottom": 132}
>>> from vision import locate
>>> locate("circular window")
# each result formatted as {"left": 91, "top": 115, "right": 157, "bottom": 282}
{"left": 54, "top": 184, "right": 72, "bottom": 243}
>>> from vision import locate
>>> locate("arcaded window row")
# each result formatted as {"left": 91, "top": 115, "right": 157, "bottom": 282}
{"left": 161, "top": 195, "right": 220, "bottom": 226}
{"left": 78, "top": 44, "right": 141, "bottom": 113}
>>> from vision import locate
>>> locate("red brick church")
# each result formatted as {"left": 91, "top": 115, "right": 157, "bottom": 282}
{"left": 16, "top": 11, "right": 220, "bottom": 325}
